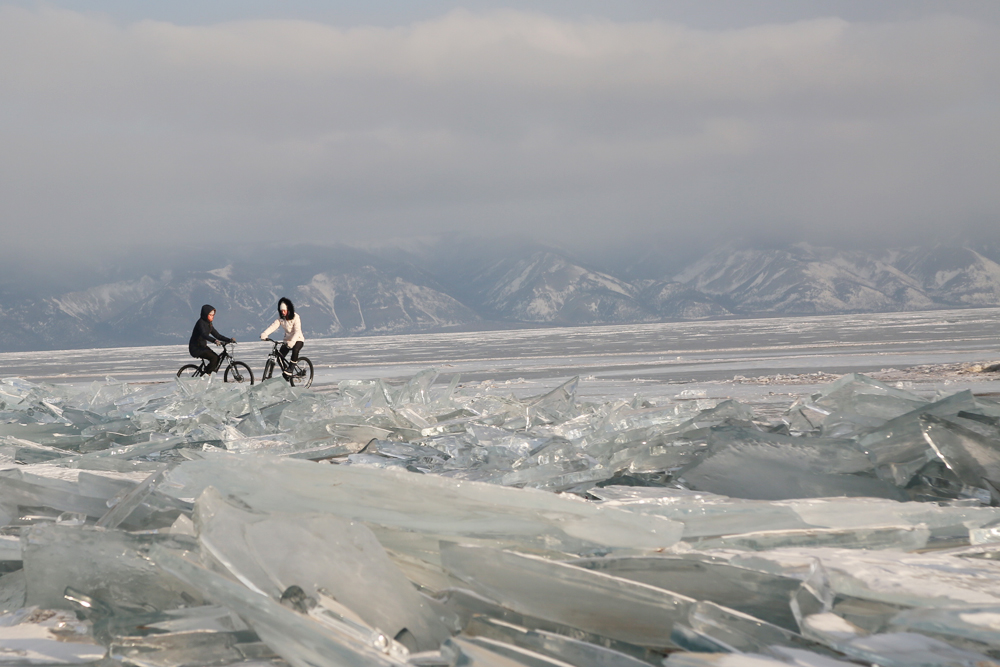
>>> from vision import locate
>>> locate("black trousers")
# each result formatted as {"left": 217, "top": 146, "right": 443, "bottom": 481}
{"left": 279, "top": 341, "right": 304, "bottom": 363}
{"left": 190, "top": 346, "right": 221, "bottom": 373}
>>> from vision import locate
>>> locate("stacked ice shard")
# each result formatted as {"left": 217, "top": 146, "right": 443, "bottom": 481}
{"left": 1, "top": 371, "right": 1000, "bottom": 665}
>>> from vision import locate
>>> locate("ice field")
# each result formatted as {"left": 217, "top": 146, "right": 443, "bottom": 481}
{"left": 1, "top": 308, "right": 1000, "bottom": 666}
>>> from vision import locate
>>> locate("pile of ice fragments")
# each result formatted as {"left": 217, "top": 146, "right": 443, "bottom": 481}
{"left": 1, "top": 370, "right": 1000, "bottom": 666}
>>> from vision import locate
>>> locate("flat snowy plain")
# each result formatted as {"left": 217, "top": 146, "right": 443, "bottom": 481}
{"left": 4, "top": 306, "right": 999, "bottom": 406}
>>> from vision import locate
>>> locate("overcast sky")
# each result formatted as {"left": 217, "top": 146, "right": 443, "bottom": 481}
{"left": 2, "top": 0, "right": 998, "bottom": 266}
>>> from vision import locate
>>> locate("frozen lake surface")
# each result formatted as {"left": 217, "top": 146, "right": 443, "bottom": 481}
{"left": 4, "top": 307, "right": 1000, "bottom": 399}
{"left": 2, "top": 308, "right": 1000, "bottom": 666}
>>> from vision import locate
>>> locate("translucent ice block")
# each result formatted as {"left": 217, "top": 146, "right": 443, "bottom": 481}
{"left": 150, "top": 544, "right": 408, "bottom": 667}
{"left": 890, "top": 605, "right": 1000, "bottom": 649}
{"left": 462, "top": 615, "right": 653, "bottom": 667}
{"left": 193, "top": 487, "right": 451, "bottom": 651}
{"left": 677, "top": 428, "right": 903, "bottom": 501}
{"left": 22, "top": 523, "right": 203, "bottom": 613}
{"left": 440, "top": 543, "right": 693, "bottom": 650}
{"left": 162, "top": 455, "right": 684, "bottom": 554}
{"left": 569, "top": 556, "right": 802, "bottom": 632}
{"left": 857, "top": 391, "right": 977, "bottom": 486}
{"left": 920, "top": 414, "right": 1000, "bottom": 492}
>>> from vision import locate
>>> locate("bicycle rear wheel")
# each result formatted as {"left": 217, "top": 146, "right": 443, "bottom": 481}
{"left": 177, "top": 364, "right": 202, "bottom": 378}
{"left": 224, "top": 361, "right": 254, "bottom": 385}
{"left": 289, "top": 357, "right": 314, "bottom": 388}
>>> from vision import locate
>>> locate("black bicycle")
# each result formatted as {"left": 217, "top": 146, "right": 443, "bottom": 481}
{"left": 177, "top": 342, "right": 255, "bottom": 384}
{"left": 262, "top": 338, "right": 314, "bottom": 388}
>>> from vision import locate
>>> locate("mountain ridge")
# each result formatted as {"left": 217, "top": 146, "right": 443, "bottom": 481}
{"left": 2, "top": 240, "right": 1000, "bottom": 351}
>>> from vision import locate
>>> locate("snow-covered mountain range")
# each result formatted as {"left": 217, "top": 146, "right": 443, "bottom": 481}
{"left": 2, "top": 240, "right": 1000, "bottom": 351}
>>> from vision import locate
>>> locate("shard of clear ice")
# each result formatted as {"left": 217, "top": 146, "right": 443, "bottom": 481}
{"left": 677, "top": 427, "right": 903, "bottom": 501}
{"left": 161, "top": 455, "right": 685, "bottom": 553}
{"left": 22, "top": 522, "right": 204, "bottom": 613}
{"left": 0, "top": 606, "right": 106, "bottom": 664}
{"left": 568, "top": 556, "right": 803, "bottom": 631}
{"left": 461, "top": 615, "right": 653, "bottom": 667}
{"left": 193, "top": 487, "right": 451, "bottom": 651}
{"left": 2, "top": 370, "right": 1000, "bottom": 665}
{"left": 150, "top": 545, "right": 409, "bottom": 667}
{"left": 440, "top": 543, "right": 694, "bottom": 650}
{"left": 920, "top": 413, "right": 1000, "bottom": 495}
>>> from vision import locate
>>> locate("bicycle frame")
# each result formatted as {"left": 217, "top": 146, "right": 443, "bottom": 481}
{"left": 260, "top": 338, "right": 311, "bottom": 387}
{"left": 194, "top": 343, "right": 238, "bottom": 374}
{"left": 265, "top": 340, "right": 294, "bottom": 374}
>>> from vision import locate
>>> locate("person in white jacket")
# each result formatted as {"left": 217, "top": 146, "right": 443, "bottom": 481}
{"left": 260, "top": 298, "right": 306, "bottom": 375}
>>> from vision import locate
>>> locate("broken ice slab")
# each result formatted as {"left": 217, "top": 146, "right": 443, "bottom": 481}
{"left": 0, "top": 468, "right": 112, "bottom": 519}
{"left": 0, "top": 535, "right": 21, "bottom": 563}
{"left": 568, "top": 556, "right": 802, "bottom": 632}
{"left": 0, "top": 423, "right": 84, "bottom": 448}
{"left": 445, "top": 632, "right": 654, "bottom": 667}
{"left": 499, "top": 450, "right": 612, "bottom": 492}
{"left": 0, "top": 571, "right": 26, "bottom": 614}
{"left": 664, "top": 650, "right": 858, "bottom": 666}
{"left": 889, "top": 605, "right": 1000, "bottom": 651}
{"left": 590, "top": 487, "right": 813, "bottom": 539}
{"left": 676, "top": 600, "right": 834, "bottom": 657}
{"left": 593, "top": 488, "right": 1000, "bottom": 544}
{"left": 785, "top": 373, "right": 929, "bottom": 438}
{"left": 437, "top": 587, "right": 663, "bottom": 665}
{"left": 689, "top": 525, "right": 930, "bottom": 552}
{"left": 440, "top": 543, "right": 693, "bottom": 650}
{"left": 365, "top": 439, "right": 451, "bottom": 467}
{"left": 460, "top": 615, "right": 654, "bottom": 667}
{"left": 856, "top": 391, "right": 979, "bottom": 486}
{"left": 723, "top": 547, "right": 1000, "bottom": 610}
{"left": 0, "top": 467, "right": 186, "bottom": 531}
{"left": 970, "top": 519, "right": 1000, "bottom": 545}
{"left": 783, "top": 497, "right": 1000, "bottom": 544}
{"left": 61, "top": 435, "right": 189, "bottom": 465}
{"left": 0, "top": 606, "right": 106, "bottom": 664}
{"left": 161, "top": 454, "right": 684, "bottom": 554}
{"left": 622, "top": 434, "right": 708, "bottom": 475}
{"left": 921, "top": 414, "right": 1000, "bottom": 494}
{"left": 95, "top": 469, "right": 165, "bottom": 529}
{"left": 813, "top": 629, "right": 999, "bottom": 667}
{"left": 150, "top": 544, "right": 411, "bottom": 667}
{"left": 677, "top": 427, "right": 904, "bottom": 501}
{"left": 193, "top": 487, "right": 451, "bottom": 651}
{"left": 129, "top": 604, "right": 251, "bottom": 635}
{"left": 22, "top": 523, "right": 203, "bottom": 613}
{"left": 109, "top": 631, "right": 277, "bottom": 667}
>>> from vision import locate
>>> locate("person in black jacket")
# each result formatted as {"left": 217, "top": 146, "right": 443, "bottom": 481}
{"left": 188, "top": 304, "right": 234, "bottom": 374}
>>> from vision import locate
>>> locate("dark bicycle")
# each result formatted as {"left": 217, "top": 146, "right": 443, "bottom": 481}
{"left": 176, "top": 342, "right": 254, "bottom": 384}
{"left": 262, "top": 338, "right": 314, "bottom": 388}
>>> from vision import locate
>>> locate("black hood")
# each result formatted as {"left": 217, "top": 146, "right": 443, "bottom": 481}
{"left": 278, "top": 298, "right": 295, "bottom": 320}
{"left": 200, "top": 304, "right": 216, "bottom": 321}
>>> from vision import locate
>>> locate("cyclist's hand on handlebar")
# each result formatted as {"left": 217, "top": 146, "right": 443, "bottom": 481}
{"left": 260, "top": 335, "right": 267, "bottom": 341}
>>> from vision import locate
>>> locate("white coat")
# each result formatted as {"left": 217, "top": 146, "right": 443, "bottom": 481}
{"left": 261, "top": 313, "right": 305, "bottom": 345}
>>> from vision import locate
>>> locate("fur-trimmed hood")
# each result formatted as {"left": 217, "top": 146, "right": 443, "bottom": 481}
{"left": 278, "top": 298, "right": 295, "bottom": 320}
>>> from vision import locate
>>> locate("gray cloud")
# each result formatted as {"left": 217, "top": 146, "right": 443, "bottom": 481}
{"left": 0, "top": 5, "right": 998, "bottom": 264}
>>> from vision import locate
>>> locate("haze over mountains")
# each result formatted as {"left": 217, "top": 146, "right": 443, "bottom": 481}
{"left": 3, "top": 238, "right": 1000, "bottom": 352}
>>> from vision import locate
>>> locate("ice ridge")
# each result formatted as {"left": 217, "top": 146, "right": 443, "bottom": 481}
{"left": 0, "top": 372, "right": 998, "bottom": 665}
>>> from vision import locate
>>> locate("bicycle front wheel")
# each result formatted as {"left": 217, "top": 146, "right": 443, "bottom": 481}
{"left": 289, "top": 357, "right": 314, "bottom": 388}
{"left": 224, "top": 361, "right": 255, "bottom": 385}
{"left": 262, "top": 359, "right": 275, "bottom": 381}
{"left": 177, "top": 364, "right": 202, "bottom": 378}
